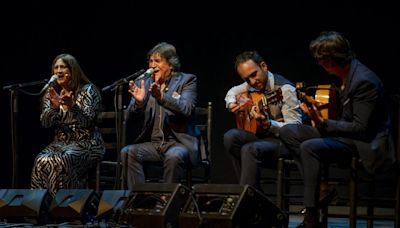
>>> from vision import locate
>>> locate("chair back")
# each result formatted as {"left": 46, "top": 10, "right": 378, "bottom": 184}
{"left": 195, "top": 102, "right": 212, "bottom": 162}
{"left": 95, "top": 111, "right": 126, "bottom": 191}
{"left": 389, "top": 94, "right": 400, "bottom": 162}
{"left": 188, "top": 102, "right": 213, "bottom": 186}
{"left": 98, "top": 111, "right": 118, "bottom": 160}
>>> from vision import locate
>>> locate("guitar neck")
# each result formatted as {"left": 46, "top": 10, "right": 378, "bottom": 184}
{"left": 299, "top": 91, "right": 323, "bottom": 107}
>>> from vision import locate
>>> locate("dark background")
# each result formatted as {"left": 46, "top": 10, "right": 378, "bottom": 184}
{"left": 1, "top": 1, "right": 399, "bottom": 189}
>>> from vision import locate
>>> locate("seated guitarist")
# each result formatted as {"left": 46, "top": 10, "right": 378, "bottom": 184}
{"left": 223, "top": 51, "right": 302, "bottom": 192}
{"left": 279, "top": 31, "right": 395, "bottom": 228}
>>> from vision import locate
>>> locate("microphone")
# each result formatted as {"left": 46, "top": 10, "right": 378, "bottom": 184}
{"left": 40, "top": 75, "right": 59, "bottom": 94}
{"left": 135, "top": 68, "right": 156, "bottom": 81}
{"left": 102, "top": 69, "right": 152, "bottom": 92}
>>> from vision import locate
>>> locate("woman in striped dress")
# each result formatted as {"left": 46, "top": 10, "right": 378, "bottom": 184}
{"left": 31, "top": 53, "right": 105, "bottom": 196}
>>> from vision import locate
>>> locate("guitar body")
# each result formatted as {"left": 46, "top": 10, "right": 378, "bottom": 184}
{"left": 235, "top": 92, "right": 264, "bottom": 134}
{"left": 297, "top": 84, "right": 338, "bottom": 126}
{"left": 314, "top": 84, "right": 338, "bottom": 119}
{"left": 235, "top": 89, "right": 283, "bottom": 134}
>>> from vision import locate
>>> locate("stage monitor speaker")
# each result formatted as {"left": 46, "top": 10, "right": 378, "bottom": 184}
{"left": 49, "top": 189, "right": 99, "bottom": 224}
{"left": 0, "top": 189, "right": 52, "bottom": 225}
{"left": 123, "top": 183, "right": 190, "bottom": 228}
{"left": 180, "top": 184, "right": 288, "bottom": 228}
{"left": 96, "top": 190, "right": 131, "bottom": 222}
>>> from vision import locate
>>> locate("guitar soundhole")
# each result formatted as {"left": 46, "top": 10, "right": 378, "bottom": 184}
{"left": 234, "top": 88, "right": 283, "bottom": 134}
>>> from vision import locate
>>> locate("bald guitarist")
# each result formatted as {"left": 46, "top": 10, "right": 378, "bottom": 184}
{"left": 223, "top": 51, "right": 302, "bottom": 191}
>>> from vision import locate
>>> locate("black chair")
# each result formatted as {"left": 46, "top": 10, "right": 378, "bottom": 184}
{"left": 275, "top": 158, "right": 303, "bottom": 213}
{"left": 275, "top": 152, "right": 399, "bottom": 228}
{"left": 94, "top": 111, "right": 126, "bottom": 192}
{"left": 143, "top": 102, "right": 213, "bottom": 187}
{"left": 188, "top": 101, "right": 212, "bottom": 186}
{"left": 257, "top": 144, "right": 303, "bottom": 212}
{"left": 346, "top": 158, "right": 399, "bottom": 228}
{"left": 347, "top": 95, "right": 400, "bottom": 228}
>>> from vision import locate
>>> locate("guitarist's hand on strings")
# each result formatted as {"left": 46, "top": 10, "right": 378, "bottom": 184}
{"left": 229, "top": 93, "right": 253, "bottom": 113}
{"left": 230, "top": 93, "right": 253, "bottom": 113}
{"left": 300, "top": 102, "right": 325, "bottom": 129}
{"left": 251, "top": 105, "right": 271, "bottom": 130}
{"left": 228, "top": 102, "right": 240, "bottom": 113}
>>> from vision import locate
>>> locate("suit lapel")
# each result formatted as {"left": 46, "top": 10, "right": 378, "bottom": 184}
{"left": 165, "top": 73, "right": 181, "bottom": 96}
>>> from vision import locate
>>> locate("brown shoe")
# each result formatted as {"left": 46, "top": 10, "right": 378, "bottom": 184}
{"left": 317, "top": 187, "right": 338, "bottom": 208}
{"left": 296, "top": 208, "right": 321, "bottom": 228}
{"left": 298, "top": 187, "right": 338, "bottom": 215}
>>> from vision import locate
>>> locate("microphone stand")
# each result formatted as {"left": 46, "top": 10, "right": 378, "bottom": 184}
{"left": 102, "top": 69, "right": 144, "bottom": 189}
{"left": 3, "top": 79, "right": 47, "bottom": 188}
{"left": 102, "top": 69, "right": 145, "bottom": 92}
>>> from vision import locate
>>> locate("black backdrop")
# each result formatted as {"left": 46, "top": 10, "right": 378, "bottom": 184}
{"left": 1, "top": 2, "right": 399, "bottom": 188}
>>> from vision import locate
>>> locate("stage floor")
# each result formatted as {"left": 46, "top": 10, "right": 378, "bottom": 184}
{"left": 288, "top": 205, "right": 395, "bottom": 228}
{"left": 289, "top": 215, "right": 395, "bottom": 228}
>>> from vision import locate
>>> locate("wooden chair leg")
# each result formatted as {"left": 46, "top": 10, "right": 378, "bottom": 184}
{"left": 395, "top": 163, "right": 400, "bottom": 228}
{"left": 276, "top": 158, "right": 284, "bottom": 210}
{"left": 321, "top": 206, "right": 328, "bottom": 227}
{"left": 320, "top": 164, "right": 329, "bottom": 227}
{"left": 366, "top": 181, "right": 375, "bottom": 228}
{"left": 186, "top": 164, "right": 192, "bottom": 187}
{"left": 349, "top": 157, "right": 358, "bottom": 228}
{"left": 95, "top": 161, "right": 100, "bottom": 192}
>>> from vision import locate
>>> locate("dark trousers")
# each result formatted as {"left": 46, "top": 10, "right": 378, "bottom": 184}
{"left": 279, "top": 124, "right": 358, "bottom": 207}
{"left": 223, "top": 128, "right": 288, "bottom": 191}
{"left": 120, "top": 140, "right": 189, "bottom": 190}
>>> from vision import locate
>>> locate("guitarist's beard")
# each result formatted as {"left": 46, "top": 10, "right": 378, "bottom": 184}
{"left": 251, "top": 81, "right": 265, "bottom": 91}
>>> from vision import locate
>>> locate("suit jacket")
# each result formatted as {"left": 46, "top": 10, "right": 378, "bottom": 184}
{"left": 324, "top": 59, "right": 395, "bottom": 174}
{"left": 126, "top": 72, "right": 202, "bottom": 165}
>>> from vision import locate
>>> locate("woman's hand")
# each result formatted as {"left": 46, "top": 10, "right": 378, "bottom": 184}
{"left": 47, "top": 87, "right": 61, "bottom": 109}
{"left": 60, "top": 90, "right": 74, "bottom": 110}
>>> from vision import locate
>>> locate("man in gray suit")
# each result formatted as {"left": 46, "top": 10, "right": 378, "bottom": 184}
{"left": 279, "top": 31, "right": 395, "bottom": 228}
{"left": 121, "top": 42, "right": 200, "bottom": 189}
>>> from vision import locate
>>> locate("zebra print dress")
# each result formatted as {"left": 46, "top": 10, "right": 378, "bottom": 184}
{"left": 31, "top": 83, "right": 105, "bottom": 196}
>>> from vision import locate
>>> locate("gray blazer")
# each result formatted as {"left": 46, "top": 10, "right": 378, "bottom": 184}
{"left": 126, "top": 72, "right": 202, "bottom": 165}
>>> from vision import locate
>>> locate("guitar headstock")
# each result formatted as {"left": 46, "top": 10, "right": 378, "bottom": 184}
{"left": 297, "top": 90, "right": 308, "bottom": 103}
{"left": 295, "top": 81, "right": 308, "bottom": 102}
{"left": 295, "top": 83, "right": 334, "bottom": 108}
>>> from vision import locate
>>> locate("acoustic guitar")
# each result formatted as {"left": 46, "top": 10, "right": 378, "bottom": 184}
{"left": 296, "top": 84, "right": 338, "bottom": 123}
{"left": 235, "top": 88, "right": 283, "bottom": 134}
